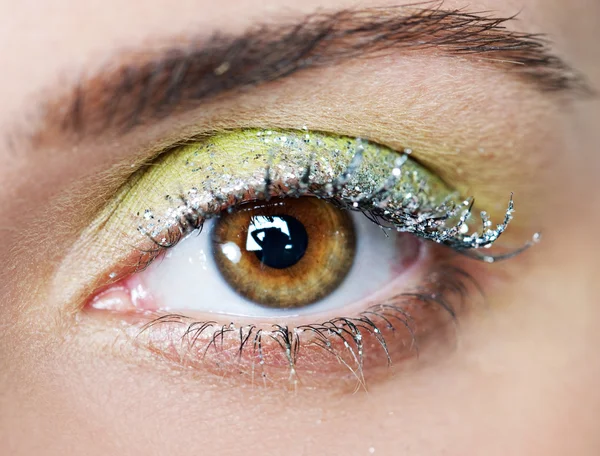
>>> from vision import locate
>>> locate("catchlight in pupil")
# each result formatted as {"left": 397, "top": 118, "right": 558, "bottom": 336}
{"left": 247, "top": 215, "right": 309, "bottom": 269}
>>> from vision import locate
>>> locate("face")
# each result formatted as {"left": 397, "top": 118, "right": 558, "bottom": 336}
{"left": 1, "top": 1, "right": 598, "bottom": 455}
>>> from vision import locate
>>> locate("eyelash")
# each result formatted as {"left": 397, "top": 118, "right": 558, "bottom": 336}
{"left": 73, "top": 125, "right": 546, "bottom": 389}
{"left": 135, "top": 259, "right": 480, "bottom": 387}
{"left": 135, "top": 143, "right": 528, "bottom": 272}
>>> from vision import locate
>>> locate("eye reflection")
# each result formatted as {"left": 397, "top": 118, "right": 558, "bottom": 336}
{"left": 247, "top": 214, "right": 308, "bottom": 269}
{"left": 212, "top": 198, "right": 356, "bottom": 309}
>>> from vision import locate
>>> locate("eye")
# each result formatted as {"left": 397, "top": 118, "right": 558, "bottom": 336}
{"left": 104, "top": 197, "right": 421, "bottom": 317}
{"left": 83, "top": 128, "right": 528, "bottom": 386}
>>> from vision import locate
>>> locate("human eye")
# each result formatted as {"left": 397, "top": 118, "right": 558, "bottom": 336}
{"left": 72, "top": 127, "right": 533, "bottom": 389}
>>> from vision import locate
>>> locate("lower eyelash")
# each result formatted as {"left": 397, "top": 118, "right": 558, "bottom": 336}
{"left": 132, "top": 261, "right": 482, "bottom": 388}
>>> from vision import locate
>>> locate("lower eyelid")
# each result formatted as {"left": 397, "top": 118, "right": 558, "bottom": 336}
{"left": 83, "top": 248, "right": 484, "bottom": 388}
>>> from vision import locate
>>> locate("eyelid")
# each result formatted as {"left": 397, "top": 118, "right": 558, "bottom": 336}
{"left": 132, "top": 129, "right": 521, "bottom": 264}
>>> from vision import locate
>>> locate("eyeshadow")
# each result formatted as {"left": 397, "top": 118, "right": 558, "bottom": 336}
{"left": 130, "top": 129, "right": 522, "bottom": 261}
{"left": 134, "top": 129, "right": 447, "bottom": 236}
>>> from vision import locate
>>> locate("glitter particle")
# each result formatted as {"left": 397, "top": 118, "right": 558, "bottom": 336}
{"left": 213, "top": 61, "right": 231, "bottom": 75}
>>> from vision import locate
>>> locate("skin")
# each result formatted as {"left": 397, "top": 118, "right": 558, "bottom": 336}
{"left": 0, "top": 0, "right": 599, "bottom": 455}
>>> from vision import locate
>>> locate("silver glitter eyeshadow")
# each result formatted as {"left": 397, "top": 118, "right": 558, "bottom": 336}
{"left": 136, "top": 128, "right": 536, "bottom": 261}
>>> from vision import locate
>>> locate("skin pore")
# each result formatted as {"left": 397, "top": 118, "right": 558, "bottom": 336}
{"left": 0, "top": 0, "right": 599, "bottom": 455}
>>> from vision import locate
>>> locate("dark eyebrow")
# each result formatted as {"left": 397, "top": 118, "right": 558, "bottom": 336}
{"left": 40, "top": 5, "right": 589, "bottom": 142}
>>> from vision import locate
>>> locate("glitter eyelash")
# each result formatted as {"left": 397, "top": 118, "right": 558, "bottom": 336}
{"left": 137, "top": 132, "right": 538, "bottom": 266}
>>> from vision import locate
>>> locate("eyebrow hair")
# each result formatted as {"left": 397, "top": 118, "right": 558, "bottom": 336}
{"left": 40, "top": 4, "right": 589, "bottom": 141}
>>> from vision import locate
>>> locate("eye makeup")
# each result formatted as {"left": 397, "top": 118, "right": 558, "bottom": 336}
{"left": 110, "top": 128, "right": 520, "bottom": 267}
{"left": 77, "top": 128, "right": 534, "bottom": 389}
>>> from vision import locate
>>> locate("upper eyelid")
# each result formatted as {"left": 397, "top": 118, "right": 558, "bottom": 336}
{"left": 133, "top": 129, "right": 522, "bottom": 260}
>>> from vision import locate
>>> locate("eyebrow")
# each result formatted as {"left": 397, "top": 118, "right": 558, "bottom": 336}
{"left": 40, "top": 5, "right": 589, "bottom": 142}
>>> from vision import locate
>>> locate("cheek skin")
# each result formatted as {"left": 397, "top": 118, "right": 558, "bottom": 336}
{"left": 2, "top": 243, "right": 597, "bottom": 456}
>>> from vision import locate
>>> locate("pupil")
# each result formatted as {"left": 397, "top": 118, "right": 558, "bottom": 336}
{"left": 246, "top": 215, "right": 308, "bottom": 269}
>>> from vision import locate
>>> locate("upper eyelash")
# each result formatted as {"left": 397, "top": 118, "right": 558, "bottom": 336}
{"left": 137, "top": 138, "right": 537, "bottom": 266}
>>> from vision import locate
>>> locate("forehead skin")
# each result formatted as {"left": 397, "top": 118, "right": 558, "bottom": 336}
{"left": 0, "top": 1, "right": 599, "bottom": 456}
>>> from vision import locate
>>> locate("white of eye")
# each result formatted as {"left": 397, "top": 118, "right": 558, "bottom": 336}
{"left": 134, "top": 212, "right": 423, "bottom": 319}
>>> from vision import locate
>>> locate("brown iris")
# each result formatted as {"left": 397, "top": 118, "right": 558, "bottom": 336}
{"left": 211, "top": 198, "right": 356, "bottom": 309}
